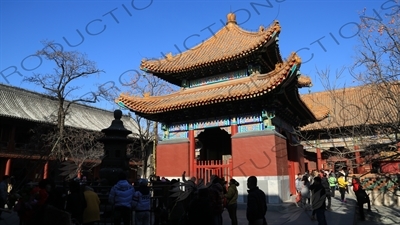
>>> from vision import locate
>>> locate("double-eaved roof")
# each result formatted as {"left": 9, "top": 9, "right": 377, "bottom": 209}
{"left": 118, "top": 13, "right": 329, "bottom": 126}
{"left": 0, "top": 83, "right": 139, "bottom": 133}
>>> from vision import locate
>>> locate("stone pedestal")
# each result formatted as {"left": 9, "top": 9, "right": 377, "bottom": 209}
{"left": 371, "top": 190, "right": 383, "bottom": 206}
{"left": 397, "top": 191, "right": 400, "bottom": 207}
{"left": 383, "top": 191, "right": 394, "bottom": 206}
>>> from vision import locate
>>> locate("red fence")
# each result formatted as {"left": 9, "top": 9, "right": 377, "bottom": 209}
{"left": 194, "top": 158, "right": 233, "bottom": 184}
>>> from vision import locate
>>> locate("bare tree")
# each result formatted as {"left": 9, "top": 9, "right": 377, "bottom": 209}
{"left": 298, "top": 7, "right": 400, "bottom": 177}
{"left": 21, "top": 124, "right": 104, "bottom": 181}
{"left": 351, "top": 6, "right": 400, "bottom": 173}
{"left": 300, "top": 69, "right": 398, "bottom": 171}
{"left": 24, "top": 40, "right": 106, "bottom": 165}
{"left": 124, "top": 72, "right": 176, "bottom": 178}
{"left": 61, "top": 127, "right": 104, "bottom": 179}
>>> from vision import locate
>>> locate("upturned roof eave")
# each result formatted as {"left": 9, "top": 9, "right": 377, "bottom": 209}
{"left": 140, "top": 20, "right": 281, "bottom": 75}
{"left": 118, "top": 53, "right": 304, "bottom": 116}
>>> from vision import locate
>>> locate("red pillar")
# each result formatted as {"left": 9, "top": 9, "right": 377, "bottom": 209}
{"left": 316, "top": 148, "right": 322, "bottom": 171}
{"left": 43, "top": 161, "right": 49, "bottom": 179}
{"left": 5, "top": 159, "right": 11, "bottom": 176}
{"left": 354, "top": 145, "right": 363, "bottom": 174}
{"left": 230, "top": 124, "right": 238, "bottom": 136}
{"left": 189, "top": 130, "right": 195, "bottom": 178}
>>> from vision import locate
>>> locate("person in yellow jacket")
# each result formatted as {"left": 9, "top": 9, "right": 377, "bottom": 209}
{"left": 337, "top": 173, "right": 347, "bottom": 203}
{"left": 83, "top": 185, "right": 101, "bottom": 225}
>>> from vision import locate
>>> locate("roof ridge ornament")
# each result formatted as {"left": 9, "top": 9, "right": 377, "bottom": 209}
{"left": 165, "top": 52, "right": 173, "bottom": 60}
{"left": 226, "top": 12, "right": 237, "bottom": 25}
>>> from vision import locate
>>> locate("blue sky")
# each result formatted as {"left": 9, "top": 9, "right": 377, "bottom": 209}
{"left": 0, "top": 0, "right": 396, "bottom": 111}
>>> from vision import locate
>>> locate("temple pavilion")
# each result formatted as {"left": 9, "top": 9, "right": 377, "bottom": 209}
{"left": 117, "top": 13, "right": 328, "bottom": 203}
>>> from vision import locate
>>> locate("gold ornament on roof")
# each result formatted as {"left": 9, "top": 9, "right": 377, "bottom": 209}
{"left": 165, "top": 52, "right": 173, "bottom": 60}
{"left": 226, "top": 13, "right": 237, "bottom": 25}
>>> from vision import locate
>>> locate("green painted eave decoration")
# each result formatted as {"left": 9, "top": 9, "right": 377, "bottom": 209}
{"left": 117, "top": 101, "right": 128, "bottom": 109}
{"left": 289, "top": 64, "right": 297, "bottom": 76}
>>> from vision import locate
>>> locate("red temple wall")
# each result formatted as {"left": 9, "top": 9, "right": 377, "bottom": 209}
{"left": 275, "top": 135, "right": 289, "bottom": 176}
{"left": 287, "top": 144, "right": 305, "bottom": 193}
{"left": 380, "top": 161, "right": 400, "bottom": 174}
{"left": 156, "top": 139, "right": 189, "bottom": 177}
{"left": 231, "top": 131, "right": 289, "bottom": 177}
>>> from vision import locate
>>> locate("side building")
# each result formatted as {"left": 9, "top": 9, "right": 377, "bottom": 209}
{"left": 300, "top": 83, "right": 400, "bottom": 175}
{"left": 0, "top": 83, "right": 140, "bottom": 183}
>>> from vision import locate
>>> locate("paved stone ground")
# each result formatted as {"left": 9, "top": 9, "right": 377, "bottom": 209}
{"left": 354, "top": 204, "right": 400, "bottom": 225}
{"left": 223, "top": 194, "right": 357, "bottom": 225}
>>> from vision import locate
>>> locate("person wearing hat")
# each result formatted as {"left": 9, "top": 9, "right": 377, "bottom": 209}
{"left": 132, "top": 179, "right": 151, "bottom": 225}
{"left": 225, "top": 179, "right": 239, "bottom": 225}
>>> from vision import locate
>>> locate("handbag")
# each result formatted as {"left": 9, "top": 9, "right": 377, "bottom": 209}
{"left": 223, "top": 196, "right": 228, "bottom": 208}
{"left": 357, "top": 189, "right": 369, "bottom": 204}
{"left": 295, "top": 192, "right": 301, "bottom": 203}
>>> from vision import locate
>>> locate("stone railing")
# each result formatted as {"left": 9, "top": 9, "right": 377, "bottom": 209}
{"left": 360, "top": 175, "right": 400, "bottom": 206}
{"left": 366, "top": 190, "right": 400, "bottom": 206}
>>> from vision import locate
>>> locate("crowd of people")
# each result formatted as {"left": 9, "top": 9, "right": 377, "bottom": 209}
{"left": 0, "top": 173, "right": 150, "bottom": 225}
{"left": 0, "top": 172, "right": 270, "bottom": 225}
{"left": 3, "top": 178, "right": 99, "bottom": 225}
{"left": 294, "top": 168, "right": 371, "bottom": 224}
{"left": 151, "top": 172, "right": 267, "bottom": 225}
{"left": 1, "top": 168, "right": 375, "bottom": 225}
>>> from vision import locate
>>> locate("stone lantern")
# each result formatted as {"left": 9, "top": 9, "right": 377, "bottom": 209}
{"left": 98, "top": 109, "right": 133, "bottom": 186}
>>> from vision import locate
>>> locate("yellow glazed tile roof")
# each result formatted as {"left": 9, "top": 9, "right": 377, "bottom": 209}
{"left": 118, "top": 53, "right": 305, "bottom": 114}
{"left": 301, "top": 83, "right": 400, "bottom": 131}
{"left": 140, "top": 13, "right": 281, "bottom": 74}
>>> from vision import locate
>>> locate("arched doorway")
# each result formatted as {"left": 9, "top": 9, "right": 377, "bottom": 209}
{"left": 197, "top": 127, "right": 231, "bottom": 160}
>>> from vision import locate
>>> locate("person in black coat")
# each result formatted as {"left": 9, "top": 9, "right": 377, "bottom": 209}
{"left": 309, "top": 177, "right": 327, "bottom": 225}
{"left": 321, "top": 173, "right": 331, "bottom": 210}
{"left": 246, "top": 176, "right": 267, "bottom": 225}
{"left": 187, "top": 188, "right": 213, "bottom": 225}
{"left": 66, "top": 180, "right": 87, "bottom": 224}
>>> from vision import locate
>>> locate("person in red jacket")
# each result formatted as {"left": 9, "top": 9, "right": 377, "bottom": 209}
{"left": 29, "top": 179, "right": 50, "bottom": 224}
{"left": 352, "top": 176, "right": 371, "bottom": 221}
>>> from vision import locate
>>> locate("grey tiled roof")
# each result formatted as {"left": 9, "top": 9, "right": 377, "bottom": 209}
{"left": 0, "top": 83, "right": 139, "bottom": 133}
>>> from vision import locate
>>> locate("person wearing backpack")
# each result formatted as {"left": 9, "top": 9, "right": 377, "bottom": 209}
{"left": 246, "top": 176, "right": 267, "bottom": 225}
{"left": 352, "top": 176, "right": 371, "bottom": 221}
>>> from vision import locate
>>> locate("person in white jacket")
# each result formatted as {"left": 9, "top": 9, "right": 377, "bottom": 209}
{"left": 133, "top": 179, "right": 151, "bottom": 225}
